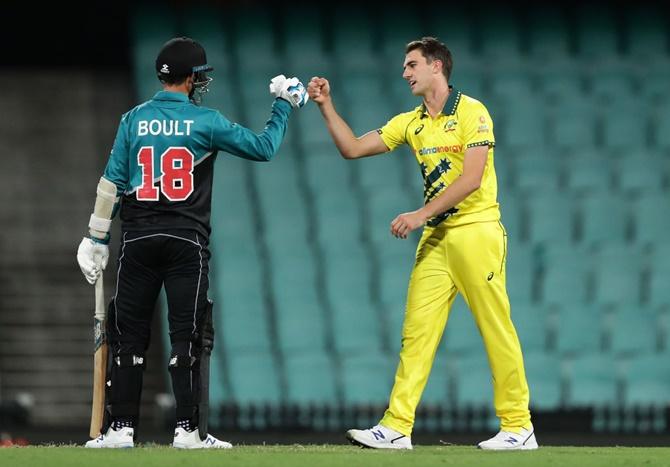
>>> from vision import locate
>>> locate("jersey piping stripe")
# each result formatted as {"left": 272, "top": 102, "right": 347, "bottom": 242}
{"left": 113, "top": 232, "right": 129, "bottom": 335}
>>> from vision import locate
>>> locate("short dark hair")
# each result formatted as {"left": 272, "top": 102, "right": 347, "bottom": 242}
{"left": 405, "top": 37, "right": 453, "bottom": 81}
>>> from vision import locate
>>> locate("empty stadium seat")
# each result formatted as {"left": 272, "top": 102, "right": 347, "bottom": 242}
{"left": 592, "top": 242, "right": 644, "bottom": 307}
{"left": 631, "top": 192, "right": 670, "bottom": 246}
{"left": 575, "top": 5, "right": 620, "bottom": 60}
{"left": 285, "top": 352, "right": 338, "bottom": 405}
{"left": 527, "top": 5, "right": 571, "bottom": 60}
{"left": 452, "top": 352, "right": 493, "bottom": 408}
{"left": 227, "top": 351, "right": 282, "bottom": 406}
{"left": 564, "top": 151, "right": 612, "bottom": 195}
{"left": 539, "top": 243, "right": 592, "bottom": 306}
{"left": 513, "top": 302, "right": 549, "bottom": 353}
{"left": 608, "top": 306, "right": 658, "bottom": 356}
{"left": 524, "top": 352, "right": 563, "bottom": 411}
{"left": 525, "top": 191, "right": 577, "bottom": 245}
{"left": 577, "top": 192, "right": 629, "bottom": 246}
{"left": 505, "top": 241, "right": 535, "bottom": 303}
{"left": 615, "top": 153, "right": 666, "bottom": 196}
{"left": 553, "top": 304, "right": 605, "bottom": 356}
{"left": 565, "top": 353, "right": 620, "bottom": 408}
{"left": 625, "top": 4, "right": 669, "bottom": 60}
{"left": 340, "top": 352, "right": 395, "bottom": 405}
{"left": 647, "top": 243, "right": 670, "bottom": 309}
{"left": 441, "top": 295, "right": 482, "bottom": 356}
{"left": 622, "top": 352, "right": 670, "bottom": 407}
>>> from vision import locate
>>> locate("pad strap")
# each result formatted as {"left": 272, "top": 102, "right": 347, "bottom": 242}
{"left": 89, "top": 214, "right": 112, "bottom": 233}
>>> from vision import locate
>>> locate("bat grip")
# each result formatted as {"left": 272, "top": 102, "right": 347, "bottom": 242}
{"left": 94, "top": 273, "right": 106, "bottom": 320}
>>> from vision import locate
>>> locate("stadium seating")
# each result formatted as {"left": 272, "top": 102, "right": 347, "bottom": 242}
{"left": 125, "top": 2, "right": 670, "bottom": 429}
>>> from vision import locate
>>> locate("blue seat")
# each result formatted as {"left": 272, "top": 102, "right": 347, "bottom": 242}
{"left": 603, "top": 112, "right": 649, "bottom": 151}
{"left": 513, "top": 301, "right": 549, "bottom": 353}
{"left": 340, "top": 352, "right": 395, "bottom": 405}
{"left": 550, "top": 96, "right": 599, "bottom": 149}
{"left": 505, "top": 241, "right": 535, "bottom": 304}
{"left": 647, "top": 244, "right": 670, "bottom": 309}
{"left": 578, "top": 192, "right": 629, "bottom": 246}
{"left": 566, "top": 353, "right": 620, "bottom": 408}
{"left": 513, "top": 152, "right": 562, "bottom": 194}
{"left": 539, "top": 243, "right": 591, "bottom": 306}
{"left": 575, "top": 5, "right": 620, "bottom": 60}
{"left": 227, "top": 351, "right": 282, "bottom": 406}
{"left": 608, "top": 306, "right": 659, "bottom": 356}
{"left": 623, "top": 352, "right": 670, "bottom": 407}
{"left": 615, "top": 153, "right": 666, "bottom": 196}
{"left": 631, "top": 193, "right": 670, "bottom": 246}
{"left": 592, "top": 243, "right": 644, "bottom": 307}
{"left": 554, "top": 304, "right": 605, "bottom": 356}
{"left": 624, "top": 4, "right": 670, "bottom": 60}
{"left": 527, "top": 5, "right": 571, "bottom": 60}
{"left": 524, "top": 352, "right": 563, "bottom": 411}
{"left": 441, "top": 295, "right": 482, "bottom": 357}
{"left": 564, "top": 151, "right": 612, "bottom": 195}
{"left": 284, "top": 352, "right": 338, "bottom": 405}
{"left": 525, "top": 191, "right": 577, "bottom": 246}
{"left": 452, "top": 352, "right": 493, "bottom": 408}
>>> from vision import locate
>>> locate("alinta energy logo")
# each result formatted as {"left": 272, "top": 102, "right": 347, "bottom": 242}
{"left": 417, "top": 144, "right": 463, "bottom": 156}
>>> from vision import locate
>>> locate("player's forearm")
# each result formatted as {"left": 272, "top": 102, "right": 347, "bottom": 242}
{"left": 317, "top": 100, "right": 361, "bottom": 159}
{"left": 420, "top": 175, "right": 481, "bottom": 219}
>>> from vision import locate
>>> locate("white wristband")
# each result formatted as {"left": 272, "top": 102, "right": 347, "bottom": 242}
{"left": 89, "top": 214, "right": 112, "bottom": 233}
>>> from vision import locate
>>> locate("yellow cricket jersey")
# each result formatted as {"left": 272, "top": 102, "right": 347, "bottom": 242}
{"left": 378, "top": 86, "right": 500, "bottom": 227}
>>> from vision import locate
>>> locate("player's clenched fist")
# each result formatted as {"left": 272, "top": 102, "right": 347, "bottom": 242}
{"left": 307, "top": 77, "right": 331, "bottom": 105}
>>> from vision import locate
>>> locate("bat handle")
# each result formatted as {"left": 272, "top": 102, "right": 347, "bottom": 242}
{"left": 94, "top": 272, "right": 105, "bottom": 321}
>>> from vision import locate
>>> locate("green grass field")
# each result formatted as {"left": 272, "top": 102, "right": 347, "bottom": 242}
{"left": 1, "top": 445, "right": 669, "bottom": 467}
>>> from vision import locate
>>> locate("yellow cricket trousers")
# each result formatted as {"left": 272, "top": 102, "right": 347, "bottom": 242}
{"left": 380, "top": 220, "right": 531, "bottom": 436}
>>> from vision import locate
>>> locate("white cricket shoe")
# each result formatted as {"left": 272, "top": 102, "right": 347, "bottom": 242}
{"left": 85, "top": 427, "right": 134, "bottom": 448}
{"left": 478, "top": 424, "right": 538, "bottom": 450}
{"left": 172, "top": 427, "right": 233, "bottom": 449}
{"left": 346, "top": 424, "right": 412, "bottom": 450}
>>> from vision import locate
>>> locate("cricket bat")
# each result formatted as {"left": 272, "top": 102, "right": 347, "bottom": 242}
{"left": 89, "top": 273, "right": 108, "bottom": 438}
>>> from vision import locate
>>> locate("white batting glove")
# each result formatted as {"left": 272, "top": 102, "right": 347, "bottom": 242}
{"left": 269, "top": 74, "right": 308, "bottom": 108}
{"left": 77, "top": 237, "right": 109, "bottom": 285}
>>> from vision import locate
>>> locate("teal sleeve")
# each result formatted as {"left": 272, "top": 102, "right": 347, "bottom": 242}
{"left": 210, "top": 98, "right": 292, "bottom": 161}
{"left": 103, "top": 114, "right": 131, "bottom": 195}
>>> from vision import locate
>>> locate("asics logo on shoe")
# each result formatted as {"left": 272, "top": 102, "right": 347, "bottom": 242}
{"left": 371, "top": 430, "right": 385, "bottom": 441}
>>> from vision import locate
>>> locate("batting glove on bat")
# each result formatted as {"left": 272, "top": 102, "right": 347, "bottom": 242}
{"left": 269, "top": 74, "right": 309, "bottom": 108}
{"left": 77, "top": 237, "right": 109, "bottom": 285}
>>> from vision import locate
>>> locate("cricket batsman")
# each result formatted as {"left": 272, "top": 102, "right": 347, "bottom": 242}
{"left": 76, "top": 36, "right": 308, "bottom": 448}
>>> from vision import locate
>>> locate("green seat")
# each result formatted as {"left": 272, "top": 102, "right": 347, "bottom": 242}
{"left": 441, "top": 295, "right": 482, "bottom": 356}
{"left": 498, "top": 98, "right": 546, "bottom": 149}
{"left": 367, "top": 187, "right": 417, "bottom": 246}
{"left": 525, "top": 191, "right": 577, "bottom": 245}
{"left": 527, "top": 5, "right": 571, "bottom": 60}
{"left": 130, "top": 8, "right": 177, "bottom": 101}
{"left": 540, "top": 250, "right": 591, "bottom": 307}
{"left": 453, "top": 352, "right": 492, "bottom": 408}
{"left": 632, "top": 193, "right": 670, "bottom": 246}
{"left": 550, "top": 96, "right": 599, "bottom": 149}
{"left": 575, "top": 5, "right": 619, "bottom": 60}
{"left": 592, "top": 243, "right": 644, "bottom": 306}
{"left": 513, "top": 302, "right": 549, "bottom": 353}
{"left": 578, "top": 192, "right": 628, "bottom": 246}
{"left": 623, "top": 352, "right": 670, "bottom": 406}
{"left": 285, "top": 352, "right": 337, "bottom": 405}
{"left": 564, "top": 151, "right": 612, "bottom": 195}
{"left": 280, "top": 9, "right": 325, "bottom": 64}
{"left": 524, "top": 352, "right": 563, "bottom": 411}
{"left": 654, "top": 108, "right": 670, "bottom": 150}
{"left": 340, "top": 352, "right": 395, "bottom": 405}
{"left": 232, "top": 8, "right": 280, "bottom": 70}
{"left": 609, "top": 306, "right": 658, "bottom": 356}
{"left": 554, "top": 304, "right": 605, "bottom": 355}
{"left": 332, "top": 6, "right": 375, "bottom": 68}
{"left": 603, "top": 112, "right": 649, "bottom": 150}
{"left": 498, "top": 190, "right": 524, "bottom": 242}
{"left": 648, "top": 244, "right": 670, "bottom": 309}
{"left": 566, "top": 353, "right": 619, "bottom": 408}
{"left": 625, "top": 4, "right": 669, "bottom": 60}
{"left": 536, "top": 62, "right": 585, "bottom": 102}
{"left": 615, "top": 153, "right": 665, "bottom": 196}
{"left": 513, "top": 153, "right": 562, "bottom": 194}
{"left": 589, "top": 70, "right": 635, "bottom": 104}
{"left": 228, "top": 351, "right": 282, "bottom": 406}
{"left": 505, "top": 241, "right": 535, "bottom": 304}
{"left": 355, "top": 152, "right": 405, "bottom": 194}
{"left": 378, "top": 9, "right": 423, "bottom": 61}
{"left": 479, "top": 7, "right": 523, "bottom": 63}
{"left": 420, "top": 355, "right": 453, "bottom": 406}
